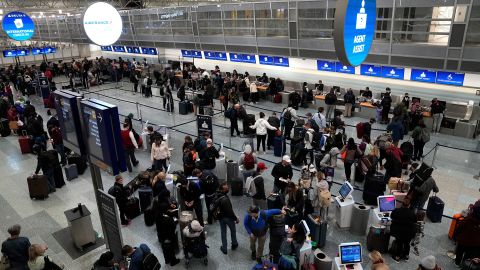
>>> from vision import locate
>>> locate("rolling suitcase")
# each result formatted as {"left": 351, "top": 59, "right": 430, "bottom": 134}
{"left": 125, "top": 197, "right": 141, "bottom": 219}
{"left": 307, "top": 214, "right": 327, "bottom": 248}
{"left": 448, "top": 213, "right": 464, "bottom": 240}
{"left": 144, "top": 204, "right": 155, "bottom": 227}
{"left": 53, "top": 166, "right": 65, "bottom": 188}
{"left": 426, "top": 195, "right": 444, "bottom": 223}
{"left": 0, "top": 118, "right": 11, "bottom": 137}
{"left": 18, "top": 132, "right": 32, "bottom": 154}
{"left": 68, "top": 154, "right": 87, "bottom": 174}
{"left": 354, "top": 165, "right": 365, "bottom": 183}
{"left": 366, "top": 226, "right": 390, "bottom": 253}
{"left": 27, "top": 175, "right": 49, "bottom": 200}
{"left": 179, "top": 101, "right": 189, "bottom": 115}
{"left": 274, "top": 94, "right": 282, "bottom": 103}
{"left": 274, "top": 136, "right": 286, "bottom": 157}
{"left": 267, "top": 194, "right": 283, "bottom": 210}
{"left": 64, "top": 164, "right": 78, "bottom": 181}
{"left": 243, "top": 114, "right": 256, "bottom": 135}
{"left": 362, "top": 172, "right": 385, "bottom": 205}
{"left": 230, "top": 178, "right": 243, "bottom": 196}
{"left": 138, "top": 186, "right": 153, "bottom": 212}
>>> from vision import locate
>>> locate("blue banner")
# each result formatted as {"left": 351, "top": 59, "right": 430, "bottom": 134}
{"left": 411, "top": 69, "right": 436, "bottom": 83}
{"left": 2, "top": 11, "right": 35, "bottom": 41}
{"left": 274, "top": 57, "right": 289, "bottom": 67}
{"left": 16, "top": 49, "right": 29, "bottom": 56}
{"left": 204, "top": 51, "right": 216, "bottom": 60}
{"left": 3, "top": 50, "right": 17, "bottom": 57}
{"left": 259, "top": 55, "right": 274, "bottom": 65}
{"left": 141, "top": 47, "right": 157, "bottom": 55}
{"left": 317, "top": 60, "right": 335, "bottom": 72}
{"left": 126, "top": 46, "right": 141, "bottom": 54}
{"left": 229, "top": 53, "right": 242, "bottom": 62}
{"left": 191, "top": 50, "right": 202, "bottom": 59}
{"left": 215, "top": 52, "right": 227, "bottom": 61}
{"left": 436, "top": 71, "right": 464, "bottom": 86}
{"left": 360, "top": 64, "right": 381, "bottom": 77}
{"left": 113, "top": 46, "right": 125, "bottom": 52}
{"left": 242, "top": 54, "right": 256, "bottom": 64}
{"left": 181, "top": 50, "right": 192, "bottom": 57}
{"left": 100, "top": 46, "right": 112, "bottom": 52}
{"left": 381, "top": 66, "right": 404, "bottom": 80}
{"left": 31, "top": 48, "right": 42, "bottom": 55}
{"left": 335, "top": 62, "right": 355, "bottom": 74}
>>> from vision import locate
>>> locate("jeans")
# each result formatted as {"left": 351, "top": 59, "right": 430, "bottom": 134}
{"left": 256, "top": 134, "right": 267, "bottom": 152}
{"left": 382, "top": 106, "right": 391, "bottom": 123}
{"left": 219, "top": 218, "right": 238, "bottom": 251}
{"left": 326, "top": 105, "right": 335, "bottom": 120}
{"left": 125, "top": 148, "right": 138, "bottom": 172}
{"left": 413, "top": 140, "right": 425, "bottom": 160}
{"left": 344, "top": 103, "right": 353, "bottom": 117}
{"left": 153, "top": 158, "right": 168, "bottom": 172}
{"left": 250, "top": 234, "right": 267, "bottom": 259}
{"left": 44, "top": 168, "right": 55, "bottom": 192}
{"left": 432, "top": 113, "right": 443, "bottom": 133}
{"left": 344, "top": 161, "right": 354, "bottom": 181}
{"left": 54, "top": 144, "right": 67, "bottom": 165}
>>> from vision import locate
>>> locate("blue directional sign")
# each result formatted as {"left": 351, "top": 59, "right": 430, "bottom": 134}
{"left": 273, "top": 57, "right": 289, "bottom": 67}
{"left": 54, "top": 90, "right": 86, "bottom": 155}
{"left": 242, "top": 54, "right": 256, "bottom": 64}
{"left": 101, "top": 46, "right": 113, "bottom": 52}
{"left": 259, "top": 55, "right": 274, "bottom": 65}
{"left": 229, "top": 53, "right": 242, "bottom": 62}
{"left": 2, "top": 11, "right": 35, "bottom": 41}
{"left": 3, "top": 50, "right": 17, "bottom": 57}
{"left": 381, "top": 66, "right": 404, "bottom": 80}
{"left": 317, "top": 60, "right": 336, "bottom": 72}
{"left": 436, "top": 71, "right": 464, "bottom": 86}
{"left": 113, "top": 46, "right": 125, "bottom": 53}
{"left": 360, "top": 64, "right": 381, "bottom": 77}
{"left": 335, "top": 62, "right": 355, "bottom": 74}
{"left": 411, "top": 69, "right": 436, "bottom": 83}
{"left": 215, "top": 52, "right": 227, "bottom": 61}
{"left": 81, "top": 99, "right": 127, "bottom": 175}
{"left": 334, "top": 0, "right": 376, "bottom": 66}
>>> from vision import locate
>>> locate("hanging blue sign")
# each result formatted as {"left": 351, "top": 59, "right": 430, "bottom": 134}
{"left": 242, "top": 54, "right": 256, "bottom": 64}
{"left": 181, "top": 49, "right": 192, "bottom": 57}
{"left": 204, "top": 51, "right": 216, "bottom": 60}
{"left": 3, "top": 50, "right": 17, "bottom": 57}
{"left": 141, "top": 47, "right": 157, "bottom": 55}
{"left": 31, "top": 48, "right": 42, "bottom": 55}
{"left": 259, "top": 55, "right": 274, "bottom": 65}
{"left": 317, "top": 60, "right": 335, "bottom": 72}
{"left": 192, "top": 50, "right": 202, "bottom": 59}
{"left": 2, "top": 11, "right": 35, "bottom": 41}
{"left": 16, "top": 49, "right": 29, "bottom": 56}
{"left": 229, "top": 53, "right": 242, "bottom": 62}
{"left": 360, "top": 64, "right": 381, "bottom": 77}
{"left": 101, "top": 46, "right": 113, "bottom": 52}
{"left": 436, "top": 71, "right": 464, "bottom": 86}
{"left": 335, "top": 62, "right": 355, "bottom": 74}
{"left": 126, "top": 46, "right": 141, "bottom": 54}
{"left": 411, "top": 69, "right": 436, "bottom": 83}
{"left": 334, "top": 0, "right": 376, "bottom": 66}
{"left": 381, "top": 66, "right": 404, "bottom": 80}
{"left": 273, "top": 57, "right": 289, "bottom": 67}
{"left": 113, "top": 46, "right": 125, "bottom": 52}
{"left": 215, "top": 52, "right": 227, "bottom": 61}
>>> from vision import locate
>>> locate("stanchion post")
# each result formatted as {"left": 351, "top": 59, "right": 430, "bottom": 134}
{"left": 136, "top": 102, "right": 140, "bottom": 120}
{"left": 431, "top": 143, "right": 439, "bottom": 168}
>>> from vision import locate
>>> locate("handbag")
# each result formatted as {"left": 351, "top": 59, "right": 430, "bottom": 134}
{"left": 0, "top": 255, "right": 10, "bottom": 270}
{"left": 462, "top": 258, "right": 480, "bottom": 270}
{"left": 44, "top": 256, "right": 63, "bottom": 270}
{"left": 340, "top": 151, "right": 347, "bottom": 162}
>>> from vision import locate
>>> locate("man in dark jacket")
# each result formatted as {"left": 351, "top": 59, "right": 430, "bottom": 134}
{"left": 121, "top": 244, "right": 152, "bottom": 270}
{"left": 251, "top": 162, "right": 268, "bottom": 209}
{"left": 343, "top": 89, "right": 355, "bottom": 118}
{"left": 34, "top": 146, "right": 56, "bottom": 193}
{"left": 154, "top": 195, "right": 180, "bottom": 266}
{"left": 200, "top": 138, "right": 220, "bottom": 172}
{"left": 216, "top": 182, "right": 239, "bottom": 254}
{"left": 271, "top": 155, "right": 293, "bottom": 194}
{"left": 195, "top": 168, "right": 219, "bottom": 224}
{"left": 390, "top": 198, "right": 417, "bottom": 262}
{"left": 381, "top": 92, "right": 393, "bottom": 124}
{"left": 324, "top": 89, "right": 337, "bottom": 120}
{"left": 23, "top": 101, "right": 35, "bottom": 121}
{"left": 387, "top": 118, "right": 405, "bottom": 144}
{"left": 226, "top": 104, "right": 241, "bottom": 137}
{"left": 179, "top": 178, "right": 204, "bottom": 226}
{"left": 267, "top": 112, "right": 280, "bottom": 150}
{"left": 108, "top": 175, "right": 131, "bottom": 226}
{"left": 1, "top": 224, "right": 31, "bottom": 270}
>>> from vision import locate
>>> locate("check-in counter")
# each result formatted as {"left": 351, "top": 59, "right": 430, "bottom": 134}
{"left": 356, "top": 102, "right": 377, "bottom": 119}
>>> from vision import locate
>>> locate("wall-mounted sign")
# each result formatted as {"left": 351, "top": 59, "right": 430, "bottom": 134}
{"left": 83, "top": 2, "right": 123, "bottom": 46}
{"left": 335, "top": 62, "right": 355, "bottom": 74}
{"left": 229, "top": 53, "right": 242, "bottom": 62}
{"left": 101, "top": 46, "right": 113, "bottom": 52}
{"left": 317, "top": 60, "right": 336, "bottom": 72}
{"left": 259, "top": 55, "right": 274, "bottom": 65}
{"left": 181, "top": 50, "right": 192, "bottom": 57}
{"left": 334, "top": 0, "right": 376, "bottom": 66}
{"left": 381, "top": 66, "right": 404, "bottom": 80}
{"left": 229, "top": 53, "right": 256, "bottom": 64}
{"left": 31, "top": 48, "right": 42, "bottom": 55}
{"left": 204, "top": 51, "right": 216, "bottom": 60}
{"left": 191, "top": 50, "right": 202, "bottom": 59}
{"left": 410, "top": 69, "right": 436, "bottom": 83}
{"left": 112, "top": 46, "right": 125, "bottom": 53}
{"left": 273, "top": 57, "right": 289, "bottom": 67}
{"left": 126, "top": 46, "right": 141, "bottom": 54}
{"left": 141, "top": 47, "right": 157, "bottom": 55}
{"left": 436, "top": 71, "right": 464, "bottom": 86}
{"left": 181, "top": 50, "right": 202, "bottom": 59}
{"left": 3, "top": 50, "right": 18, "bottom": 57}
{"left": 360, "top": 64, "right": 381, "bottom": 77}
{"left": 2, "top": 11, "right": 35, "bottom": 41}
{"left": 215, "top": 52, "right": 227, "bottom": 61}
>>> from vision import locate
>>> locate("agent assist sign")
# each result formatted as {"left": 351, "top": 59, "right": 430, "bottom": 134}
{"left": 334, "top": 0, "right": 376, "bottom": 67}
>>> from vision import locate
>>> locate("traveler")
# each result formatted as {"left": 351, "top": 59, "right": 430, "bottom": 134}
{"left": 150, "top": 136, "right": 170, "bottom": 172}
{"left": 284, "top": 182, "right": 305, "bottom": 226}
{"left": 340, "top": 138, "right": 362, "bottom": 184}
{"left": 250, "top": 82, "right": 258, "bottom": 103}
{"left": 312, "top": 175, "right": 332, "bottom": 216}
{"left": 239, "top": 144, "right": 258, "bottom": 182}
{"left": 120, "top": 122, "right": 139, "bottom": 173}
{"left": 108, "top": 175, "right": 131, "bottom": 226}
{"left": 216, "top": 182, "right": 239, "bottom": 254}
{"left": 1, "top": 224, "right": 31, "bottom": 270}
{"left": 343, "top": 89, "right": 356, "bottom": 118}
{"left": 430, "top": 98, "right": 445, "bottom": 133}
{"left": 244, "top": 206, "right": 284, "bottom": 263}
{"left": 368, "top": 250, "right": 390, "bottom": 270}
{"left": 387, "top": 117, "right": 404, "bottom": 145}
{"left": 33, "top": 146, "right": 56, "bottom": 193}
{"left": 49, "top": 126, "right": 67, "bottom": 166}
{"left": 305, "top": 113, "right": 319, "bottom": 133}
{"left": 260, "top": 73, "right": 269, "bottom": 83}
{"left": 246, "top": 162, "right": 268, "bottom": 209}
{"left": 225, "top": 104, "right": 241, "bottom": 137}
{"left": 384, "top": 142, "right": 403, "bottom": 181}
{"left": 131, "top": 71, "right": 139, "bottom": 94}
{"left": 151, "top": 172, "right": 168, "bottom": 199}
{"left": 358, "top": 118, "right": 375, "bottom": 140}
{"left": 417, "top": 255, "right": 442, "bottom": 270}
{"left": 380, "top": 92, "right": 392, "bottom": 124}
{"left": 324, "top": 89, "right": 337, "bottom": 120}
{"left": 271, "top": 155, "right": 293, "bottom": 194}
{"left": 144, "top": 75, "right": 153, "bottom": 97}
{"left": 303, "top": 128, "right": 315, "bottom": 165}
{"left": 194, "top": 169, "right": 219, "bottom": 224}
{"left": 453, "top": 201, "right": 480, "bottom": 266}
{"left": 281, "top": 104, "right": 298, "bottom": 140}
{"left": 146, "top": 126, "right": 162, "bottom": 147}
{"left": 28, "top": 244, "right": 64, "bottom": 270}
{"left": 410, "top": 174, "right": 439, "bottom": 210}
{"left": 200, "top": 138, "right": 220, "bottom": 172}
{"left": 315, "top": 80, "right": 324, "bottom": 95}
{"left": 92, "top": 251, "right": 118, "bottom": 269}
{"left": 410, "top": 99, "right": 422, "bottom": 130}
{"left": 182, "top": 144, "right": 196, "bottom": 177}
{"left": 411, "top": 120, "right": 430, "bottom": 161}
{"left": 362, "top": 87, "right": 373, "bottom": 99}
{"left": 276, "top": 78, "right": 284, "bottom": 93}
{"left": 267, "top": 112, "right": 281, "bottom": 150}
{"left": 250, "top": 112, "right": 277, "bottom": 152}
{"left": 179, "top": 177, "right": 204, "bottom": 226}
{"left": 121, "top": 244, "right": 154, "bottom": 270}
{"left": 282, "top": 221, "right": 307, "bottom": 264}
{"left": 390, "top": 197, "right": 416, "bottom": 263}
{"left": 155, "top": 197, "right": 180, "bottom": 266}
{"left": 313, "top": 107, "right": 327, "bottom": 132}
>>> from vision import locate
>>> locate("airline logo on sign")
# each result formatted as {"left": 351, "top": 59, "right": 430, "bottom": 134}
{"left": 411, "top": 69, "right": 436, "bottom": 83}
{"left": 2, "top": 11, "right": 35, "bottom": 41}
{"left": 317, "top": 60, "right": 335, "bottom": 72}
{"left": 436, "top": 71, "right": 465, "bottom": 86}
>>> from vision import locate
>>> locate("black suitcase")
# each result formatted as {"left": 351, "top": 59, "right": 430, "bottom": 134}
{"left": 53, "top": 166, "right": 65, "bottom": 189}
{"left": 125, "top": 197, "right": 141, "bottom": 219}
{"left": 243, "top": 114, "right": 256, "bottom": 135}
{"left": 354, "top": 165, "right": 365, "bottom": 183}
{"left": 426, "top": 195, "right": 444, "bottom": 223}
{"left": 307, "top": 214, "right": 327, "bottom": 248}
{"left": 27, "top": 175, "right": 49, "bottom": 200}
{"left": 68, "top": 154, "right": 88, "bottom": 174}
{"left": 144, "top": 204, "right": 155, "bottom": 227}
{"left": 138, "top": 186, "right": 153, "bottom": 212}
{"left": 64, "top": 164, "right": 78, "bottom": 181}
{"left": 267, "top": 194, "right": 283, "bottom": 210}
{"left": 273, "top": 136, "right": 286, "bottom": 157}
{"left": 366, "top": 226, "right": 390, "bottom": 253}
{"left": 179, "top": 101, "right": 189, "bottom": 115}
{"left": 363, "top": 172, "right": 385, "bottom": 205}
{"left": 314, "top": 152, "right": 324, "bottom": 170}
{"left": 0, "top": 118, "right": 11, "bottom": 137}
{"left": 230, "top": 179, "right": 243, "bottom": 196}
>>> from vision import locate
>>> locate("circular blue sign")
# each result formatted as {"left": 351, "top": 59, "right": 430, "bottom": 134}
{"left": 2, "top": 11, "right": 35, "bottom": 41}
{"left": 334, "top": 0, "right": 376, "bottom": 67}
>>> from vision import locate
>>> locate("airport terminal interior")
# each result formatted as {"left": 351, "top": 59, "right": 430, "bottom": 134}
{"left": 0, "top": 0, "right": 480, "bottom": 269}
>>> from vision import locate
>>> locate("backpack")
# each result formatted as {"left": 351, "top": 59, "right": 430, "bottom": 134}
{"left": 420, "top": 128, "right": 430, "bottom": 143}
{"left": 311, "top": 132, "right": 321, "bottom": 150}
{"left": 282, "top": 108, "right": 292, "bottom": 120}
{"left": 324, "top": 135, "right": 335, "bottom": 153}
{"left": 245, "top": 175, "right": 258, "bottom": 197}
{"left": 147, "top": 78, "right": 153, "bottom": 86}
{"left": 209, "top": 194, "right": 226, "bottom": 220}
{"left": 183, "top": 150, "right": 196, "bottom": 165}
{"left": 309, "top": 119, "right": 319, "bottom": 133}
{"left": 193, "top": 137, "right": 205, "bottom": 153}
{"left": 224, "top": 107, "right": 234, "bottom": 119}
{"left": 243, "top": 153, "right": 255, "bottom": 170}
{"left": 141, "top": 248, "right": 161, "bottom": 270}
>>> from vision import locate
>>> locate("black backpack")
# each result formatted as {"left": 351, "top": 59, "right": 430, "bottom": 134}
{"left": 311, "top": 131, "right": 322, "bottom": 150}
{"left": 282, "top": 108, "right": 292, "bottom": 120}
{"left": 209, "top": 193, "right": 226, "bottom": 220}
{"left": 142, "top": 251, "right": 161, "bottom": 270}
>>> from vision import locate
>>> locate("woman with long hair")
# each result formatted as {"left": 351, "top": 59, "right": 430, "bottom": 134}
{"left": 340, "top": 138, "right": 361, "bottom": 184}
{"left": 28, "top": 244, "right": 63, "bottom": 270}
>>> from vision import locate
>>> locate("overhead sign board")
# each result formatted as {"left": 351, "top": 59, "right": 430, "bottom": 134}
{"left": 31, "top": 48, "right": 42, "bottom": 55}
{"left": 101, "top": 46, "right": 113, "bottom": 52}
{"left": 80, "top": 99, "right": 126, "bottom": 175}
{"left": 273, "top": 57, "right": 289, "bottom": 67}
{"left": 126, "top": 46, "right": 141, "bottom": 54}
{"left": 3, "top": 50, "right": 17, "bottom": 57}
{"left": 334, "top": 0, "right": 376, "bottom": 66}
{"left": 335, "top": 62, "right": 355, "bottom": 74}
{"left": 2, "top": 11, "right": 35, "bottom": 41}
{"left": 180, "top": 50, "right": 202, "bottom": 59}
{"left": 141, "top": 47, "right": 157, "bottom": 55}
{"left": 381, "top": 66, "right": 404, "bottom": 80}
{"left": 229, "top": 53, "right": 256, "bottom": 64}
{"left": 411, "top": 69, "right": 436, "bottom": 83}
{"left": 215, "top": 52, "right": 227, "bottom": 61}
{"left": 112, "top": 46, "right": 125, "bottom": 52}
{"left": 360, "top": 64, "right": 381, "bottom": 77}
{"left": 83, "top": 2, "right": 123, "bottom": 46}
{"left": 436, "top": 71, "right": 464, "bottom": 86}
{"left": 317, "top": 60, "right": 336, "bottom": 72}
{"left": 54, "top": 91, "right": 86, "bottom": 155}
{"left": 259, "top": 55, "right": 274, "bottom": 65}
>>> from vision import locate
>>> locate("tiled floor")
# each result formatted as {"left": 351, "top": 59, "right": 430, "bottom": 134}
{"left": 0, "top": 79, "right": 478, "bottom": 269}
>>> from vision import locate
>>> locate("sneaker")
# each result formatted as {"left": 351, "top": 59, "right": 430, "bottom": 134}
{"left": 446, "top": 251, "right": 456, "bottom": 260}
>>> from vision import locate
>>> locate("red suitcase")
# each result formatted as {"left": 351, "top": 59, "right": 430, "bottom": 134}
{"left": 18, "top": 131, "right": 31, "bottom": 154}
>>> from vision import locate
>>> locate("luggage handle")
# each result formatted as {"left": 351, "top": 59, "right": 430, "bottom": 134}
{"left": 22, "top": 130, "right": 28, "bottom": 137}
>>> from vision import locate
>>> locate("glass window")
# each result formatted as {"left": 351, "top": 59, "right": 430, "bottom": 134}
{"left": 466, "top": 21, "right": 480, "bottom": 45}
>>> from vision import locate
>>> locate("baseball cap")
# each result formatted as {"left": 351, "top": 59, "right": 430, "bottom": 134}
{"left": 257, "top": 162, "right": 268, "bottom": 170}
{"left": 282, "top": 155, "right": 291, "bottom": 163}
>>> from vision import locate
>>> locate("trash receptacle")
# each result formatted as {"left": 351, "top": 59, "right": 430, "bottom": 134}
{"left": 226, "top": 159, "right": 239, "bottom": 182}
{"left": 314, "top": 249, "right": 333, "bottom": 270}
{"left": 350, "top": 204, "right": 371, "bottom": 235}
